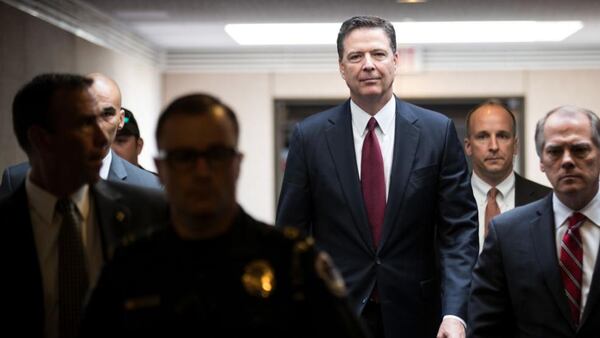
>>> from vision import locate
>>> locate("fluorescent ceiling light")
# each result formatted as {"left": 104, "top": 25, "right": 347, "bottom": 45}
{"left": 225, "top": 21, "right": 583, "bottom": 45}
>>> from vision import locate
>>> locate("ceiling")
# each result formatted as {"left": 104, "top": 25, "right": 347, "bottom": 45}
{"left": 6, "top": 0, "right": 600, "bottom": 71}
{"left": 80, "top": 0, "right": 600, "bottom": 50}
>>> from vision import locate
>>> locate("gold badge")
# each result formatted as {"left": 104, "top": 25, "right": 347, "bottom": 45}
{"left": 242, "top": 259, "right": 276, "bottom": 298}
{"left": 115, "top": 211, "right": 126, "bottom": 222}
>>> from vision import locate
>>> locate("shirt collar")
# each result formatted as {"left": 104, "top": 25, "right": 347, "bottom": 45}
{"left": 100, "top": 150, "right": 112, "bottom": 180}
{"left": 350, "top": 96, "right": 396, "bottom": 136}
{"left": 26, "top": 172, "right": 91, "bottom": 224}
{"left": 553, "top": 185, "right": 600, "bottom": 229}
{"left": 471, "top": 171, "right": 515, "bottom": 198}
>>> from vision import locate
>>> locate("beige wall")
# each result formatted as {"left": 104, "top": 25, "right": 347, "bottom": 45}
{"left": 164, "top": 69, "right": 600, "bottom": 222}
{"left": 0, "top": 2, "right": 162, "bottom": 173}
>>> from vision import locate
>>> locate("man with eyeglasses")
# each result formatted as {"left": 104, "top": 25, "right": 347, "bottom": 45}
{"left": 79, "top": 93, "right": 368, "bottom": 338}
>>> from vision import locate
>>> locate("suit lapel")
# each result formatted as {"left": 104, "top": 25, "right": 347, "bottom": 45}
{"left": 325, "top": 100, "right": 373, "bottom": 250}
{"left": 107, "top": 152, "right": 127, "bottom": 182}
{"left": 378, "top": 98, "right": 419, "bottom": 250}
{"left": 530, "top": 195, "right": 575, "bottom": 329}
{"left": 514, "top": 173, "right": 529, "bottom": 206}
{"left": 92, "top": 181, "right": 131, "bottom": 261}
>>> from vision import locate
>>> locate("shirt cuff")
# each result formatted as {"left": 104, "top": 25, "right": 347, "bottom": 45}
{"left": 443, "top": 315, "right": 466, "bottom": 328}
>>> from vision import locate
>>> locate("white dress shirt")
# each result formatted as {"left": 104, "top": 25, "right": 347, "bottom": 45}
{"left": 471, "top": 172, "right": 516, "bottom": 251}
{"left": 99, "top": 149, "right": 112, "bottom": 180}
{"left": 26, "top": 175, "right": 103, "bottom": 338}
{"left": 351, "top": 97, "right": 395, "bottom": 199}
{"left": 553, "top": 188, "right": 600, "bottom": 317}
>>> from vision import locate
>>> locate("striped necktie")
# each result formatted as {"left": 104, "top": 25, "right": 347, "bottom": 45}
{"left": 559, "top": 212, "right": 586, "bottom": 326}
{"left": 56, "top": 197, "right": 89, "bottom": 338}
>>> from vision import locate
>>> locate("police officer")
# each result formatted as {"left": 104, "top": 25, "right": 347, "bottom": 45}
{"left": 79, "top": 94, "right": 367, "bottom": 338}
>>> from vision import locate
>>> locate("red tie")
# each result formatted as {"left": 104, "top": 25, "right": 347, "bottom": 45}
{"left": 560, "top": 212, "right": 586, "bottom": 326}
{"left": 361, "top": 117, "right": 386, "bottom": 247}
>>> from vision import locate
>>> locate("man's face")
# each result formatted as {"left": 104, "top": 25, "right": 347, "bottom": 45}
{"left": 156, "top": 109, "right": 241, "bottom": 222}
{"left": 90, "top": 78, "right": 124, "bottom": 156}
{"left": 540, "top": 112, "right": 600, "bottom": 205}
{"left": 112, "top": 134, "right": 142, "bottom": 166}
{"left": 339, "top": 28, "right": 398, "bottom": 104}
{"left": 464, "top": 105, "right": 517, "bottom": 184}
{"left": 44, "top": 88, "right": 108, "bottom": 186}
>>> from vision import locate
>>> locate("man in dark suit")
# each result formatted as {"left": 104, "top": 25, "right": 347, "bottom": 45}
{"left": 464, "top": 99, "right": 551, "bottom": 250}
{"left": 469, "top": 105, "right": 600, "bottom": 337}
{"left": 0, "top": 74, "right": 168, "bottom": 338}
{"left": 0, "top": 73, "right": 160, "bottom": 198}
{"left": 276, "top": 16, "right": 478, "bottom": 338}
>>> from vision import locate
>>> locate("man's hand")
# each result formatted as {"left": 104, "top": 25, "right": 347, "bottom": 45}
{"left": 436, "top": 317, "right": 465, "bottom": 338}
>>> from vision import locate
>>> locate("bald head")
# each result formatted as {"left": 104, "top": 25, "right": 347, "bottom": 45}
{"left": 87, "top": 73, "right": 125, "bottom": 156}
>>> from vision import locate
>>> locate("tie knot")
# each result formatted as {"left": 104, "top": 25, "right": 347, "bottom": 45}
{"left": 56, "top": 198, "right": 75, "bottom": 215}
{"left": 367, "top": 117, "right": 378, "bottom": 132}
{"left": 568, "top": 212, "right": 586, "bottom": 229}
{"left": 487, "top": 187, "right": 499, "bottom": 199}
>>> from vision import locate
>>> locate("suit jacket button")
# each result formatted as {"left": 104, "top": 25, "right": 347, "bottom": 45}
{"left": 376, "top": 258, "right": 381, "bottom": 265}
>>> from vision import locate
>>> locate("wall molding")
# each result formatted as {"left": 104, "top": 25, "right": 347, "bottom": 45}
{"left": 3, "top": 0, "right": 164, "bottom": 65}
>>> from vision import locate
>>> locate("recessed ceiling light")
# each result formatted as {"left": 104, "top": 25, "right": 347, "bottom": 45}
{"left": 397, "top": 0, "right": 427, "bottom": 3}
{"left": 225, "top": 21, "right": 583, "bottom": 45}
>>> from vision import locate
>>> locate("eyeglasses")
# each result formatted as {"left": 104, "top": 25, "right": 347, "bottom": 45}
{"left": 156, "top": 146, "right": 239, "bottom": 170}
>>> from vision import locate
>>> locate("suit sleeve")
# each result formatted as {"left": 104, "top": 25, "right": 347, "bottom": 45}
{"left": 79, "top": 252, "right": 126, "bottom": 338}
{"left": 436, "top": 120, "right": 479, "bottom": 319}
{"left": 0, "top": 167, "right": 13, "bottom": 198}
{"left": 468, "top": 221, "right": 516, "bottom": 338}
{"left": 276, "top": 124, "right": 313, "bottom": 235}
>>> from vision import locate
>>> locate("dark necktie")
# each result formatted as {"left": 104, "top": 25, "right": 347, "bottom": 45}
{"left": 560, "top": 212, "right": 586, "bottom": 326}
{"left": 56, "top": 198, "right": 89, "bottom": 338}
{"left": 361, "top": 117, "right": 386, "bottom": 247}
{"left": 484, "top": 187, "right": 500, "bottom": 238}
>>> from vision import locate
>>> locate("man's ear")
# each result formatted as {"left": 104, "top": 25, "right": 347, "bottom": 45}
{"left": 117, "top": 108, "right": 125, "bottom": 129}
{"left": 233, "top": 152, "right": 244, "bottom": 181}
{"left": 513, "top": 136, "right": 519, "bottom": 155}
{"left": 155, "top": 158, "right": 166, "bottom": 186}
{"left": 27, "top": 125, "right": 52, "bottom": 154}
{"left": 464, "top": 137, "right": 472, "bottom": 156}
{"left": 136, "top": 137, "right": 144, "bottom": 156}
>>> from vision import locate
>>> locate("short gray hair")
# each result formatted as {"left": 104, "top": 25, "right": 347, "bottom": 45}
{"left": 534, "top": 105, "right": 600, "bottom": 157}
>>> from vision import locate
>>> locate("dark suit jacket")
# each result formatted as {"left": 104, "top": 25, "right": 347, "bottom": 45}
{"left": 468, "top": 195, "right": 600, "bottom": 337}
{"left": 515, "top": 173, "right": 552, "bottom": 206}
{"left": 0, "top": 180, "right": 168, "bottom": 338}
{"left": 276, "top": 98, "right": 479, "bottom": 337}
{"left": 0, "top": 152, "right": 161, "bottom": 198}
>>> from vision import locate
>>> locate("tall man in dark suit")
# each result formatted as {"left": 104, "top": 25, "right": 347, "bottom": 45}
{"left": 0, "top": 74, "right": 168, "bottom": 338}
{"left": 469, "top": 105, "right": 600, "bottom": 337}
{"left": 464, "top": 99, "right": 551, "bottom": 250}
{"left": 0, "top": 73, "right": 160, "bottom": 198}
{"left": 276, "top": 16, "right": 478, "bottom": 338}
